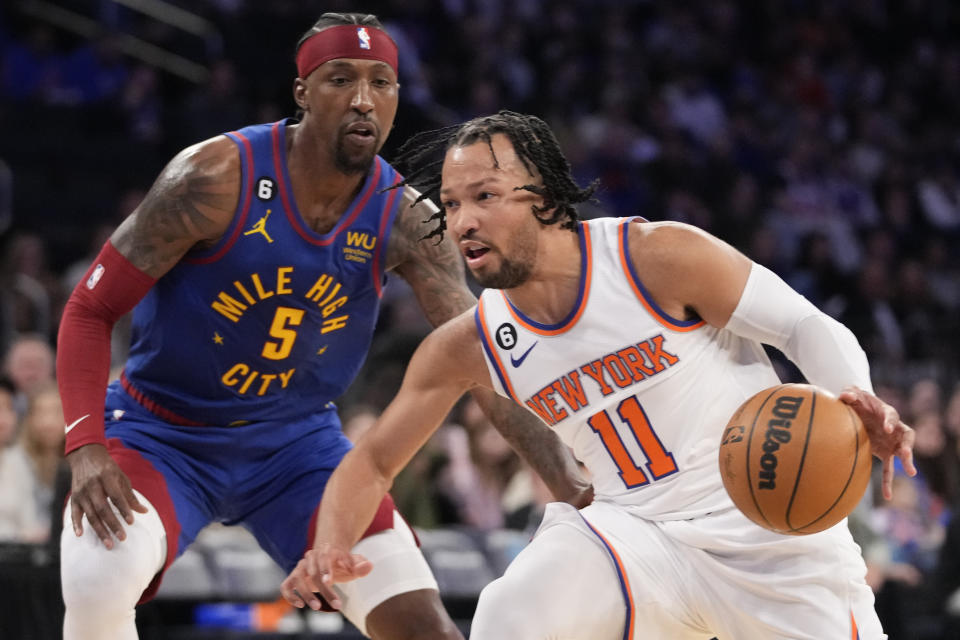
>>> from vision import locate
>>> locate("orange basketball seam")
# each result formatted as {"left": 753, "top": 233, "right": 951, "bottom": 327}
{"left": 793, "top": 398, "right": 865, "bottom": 533}
{"left": 786, "top": 386, "right": 816, "bottom": 533}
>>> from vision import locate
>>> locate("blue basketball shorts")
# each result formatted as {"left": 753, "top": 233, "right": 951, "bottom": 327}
{"left": 101, "top": 385, "right": 356, "bottom": 600}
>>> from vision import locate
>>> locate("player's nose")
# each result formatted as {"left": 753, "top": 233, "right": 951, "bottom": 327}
{"left": 350, "top": 81, "right": 374, "bottom": 114}
{"left": 448, "top": 204, "right": 479, "bottom": 240}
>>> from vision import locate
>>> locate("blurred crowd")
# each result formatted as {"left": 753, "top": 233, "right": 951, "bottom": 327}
{"left": 1, "top": 0, "right": 960, "bottom": 636}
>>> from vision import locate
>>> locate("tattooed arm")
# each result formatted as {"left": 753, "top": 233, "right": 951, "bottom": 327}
{"left": 58, "top": 137, "right": 240, "bottom": 548}
{"left": 385, "top": 189, "right": 592, "bottom": 506}
{"left": 112, "top": 136, "right": 241, "bottom": 273}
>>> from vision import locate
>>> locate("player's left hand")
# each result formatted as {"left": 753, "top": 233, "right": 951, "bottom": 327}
{"left": 280, "top": 543, "right": 373, "bottom": 611}
{"left": 839, "top": 386, "right": 916, "bottom": 500}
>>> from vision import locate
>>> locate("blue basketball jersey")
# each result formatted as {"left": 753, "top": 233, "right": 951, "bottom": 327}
{"left": 119, "top": 119, "right": 403, "bottom": 425}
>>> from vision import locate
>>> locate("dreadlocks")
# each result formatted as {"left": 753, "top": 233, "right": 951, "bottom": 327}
{"left": 391, "top": 110, "right": 599, "bottom": 241}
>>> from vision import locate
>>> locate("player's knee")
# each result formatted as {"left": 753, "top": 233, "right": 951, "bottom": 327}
{"left": 378, "top": 621, "right": 462, "bottom": 640}
{"left": 60, "top": 500, "right": 166, "bottom": 612}
{"left": 364, "top": 590, "right": 463, "bottom": 640}
{"left": 61, "top": 532, "right": 152, "bottom": 612}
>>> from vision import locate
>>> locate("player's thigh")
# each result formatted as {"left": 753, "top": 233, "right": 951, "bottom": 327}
{"left": 475, "top": 501, "right": 715, "bottom": 640}
{"left": 470, "top": 520, "right": 626, "bottom": 640}
{"left": 691, "top": 517, "right": 885, "bottom": 639}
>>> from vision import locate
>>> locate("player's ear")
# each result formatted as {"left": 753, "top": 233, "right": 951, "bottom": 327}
{"left": 293, "top": 78, "right": 308, "bottom": 112}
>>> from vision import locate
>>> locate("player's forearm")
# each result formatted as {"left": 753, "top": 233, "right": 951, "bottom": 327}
{"left": 470, "top": 387, "right": 591, "bottom": 505}
{"left": 58, "top": 242, "right": 157, "bottom": 453}
{"left": 725, "top": 262, "right": 873, "bottom": 394}
{"left": 313, "top": 447, "right": 392, "bottom": 551}
{"left": 784, "top": 314, "right": 873, "bottom": 394}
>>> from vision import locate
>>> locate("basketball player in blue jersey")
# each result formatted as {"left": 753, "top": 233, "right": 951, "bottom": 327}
{"left": 55, "top": 16, "right": 589, "bottom": 640}
{"left": 281, "top": 111, "right": 917, "bottom": 639}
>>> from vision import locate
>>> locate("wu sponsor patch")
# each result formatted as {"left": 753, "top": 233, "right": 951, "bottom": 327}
{"left": 343, "top": 230, "right": 376, "bottom": 264}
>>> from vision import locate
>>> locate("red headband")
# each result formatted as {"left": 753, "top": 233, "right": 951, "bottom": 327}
{"left": 296, "top": 25, "right": 398, "bottom": 79}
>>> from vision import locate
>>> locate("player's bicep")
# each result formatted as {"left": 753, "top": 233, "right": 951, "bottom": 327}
{"left": 387, "top": 189, "right": 475, "bottom": 327}
{"left": 111, "top": 137, "right": 240, "bottom": 278}
{"left": 629, "top": 221, "right": 752, "bottom": 328}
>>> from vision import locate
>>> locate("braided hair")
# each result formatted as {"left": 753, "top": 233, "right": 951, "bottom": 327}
{"left": 391, "top": 110, "right": 599, "bottom": 241}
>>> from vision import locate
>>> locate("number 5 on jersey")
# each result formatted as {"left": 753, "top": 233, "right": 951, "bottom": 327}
{"left": 588, "top": 395, "right": 678, "bottom": 488}
{"left": 262, "top": 306, "right": 304, "bottom": 360}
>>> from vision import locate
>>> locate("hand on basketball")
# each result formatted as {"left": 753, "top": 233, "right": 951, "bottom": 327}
{"left": 65, "top": 443, "right": 148, "bottom": 549}
{"left": 839, "top": 386, "right": 916, "bottom": 500}
{"left": 280, "top": 542, "right": 373, "bottom": 610}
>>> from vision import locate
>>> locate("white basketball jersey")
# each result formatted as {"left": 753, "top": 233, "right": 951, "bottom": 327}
{"left": 475, "top": 217, "right": 782, "bottom": 520}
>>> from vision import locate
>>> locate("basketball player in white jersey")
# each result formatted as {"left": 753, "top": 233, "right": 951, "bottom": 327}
{"left": 280, "top": 111, "right": 915, "bottom": 639}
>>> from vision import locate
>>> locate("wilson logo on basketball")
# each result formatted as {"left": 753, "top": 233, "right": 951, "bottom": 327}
{"left": 757, "top": 395, "right": 804, "bottom": 490}
{"left": 720, "top": 383, "right": 871, "bottom": 535}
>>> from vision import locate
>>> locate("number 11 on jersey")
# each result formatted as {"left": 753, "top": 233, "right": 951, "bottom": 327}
{"left": 588, "top": 395, "right": 678, "bottom": 488}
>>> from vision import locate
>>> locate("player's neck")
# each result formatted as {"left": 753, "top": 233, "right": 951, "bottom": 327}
{"left": 286, "top": 123, "right": 368, "bottom": 233}
{"left": 505, "top": 228, "right": 582, "bottom": 325}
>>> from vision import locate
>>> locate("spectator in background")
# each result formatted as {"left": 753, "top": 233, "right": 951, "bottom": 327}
{"left": 120, "top": 65, "right": 163, "bottom": 143}
{"left": 0, "top": 376, "right": 19, "bottom": 447}
{"left": 440, "top": 396, "right": 565, "bottom": 533}
{"left": 3, "top": 333, "right": 55, "bottom": 419}
{"left": 663, "top": 72, "right": 728, "bottom": 148}
{"left": 176, "top": 58, "right": 249, "bottom": 141}
{"left": 911, "top": 411, "right": 959, "bottom": 507}
{"left": 946, "top": 384, "right": 960, "bottom": 459}
{"left": 62, "top": 222, "right": 133, "bottom": 369}
{"left": 894, "top": 260, "right": 953, "bottom": 365}
{"left": 396, "top": 423, "right": 466, "bottom": 530}
{"left": 0, "top": 232, "right": 64, "bottom": 345}
{"left": 0, "top": 375, "right": 45, "bottom": 541}
{"left": 917, "top": 158, "right": 960, "bottom": 232}
{"left": 16, "top": 382, "right": 66, "bottom": 542}
{"left": 871, "top": 464, "right": 949, "bottom": 637}
{"left": 52, "top": 34, "right": 129, "bottom": 106}
{"left": 836, "top": 257, "right": 904, "bottom": 369}
{"left": 0, "top": 24, "right": 59, "bottom": 102}
{"left": 787, "top": 230, "right": 846, "bottom": 308}
{"left": 438, "top": 421, "right": 505, "bottom": 531}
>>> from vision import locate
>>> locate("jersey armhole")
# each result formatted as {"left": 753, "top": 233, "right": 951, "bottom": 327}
{"left": 184, "top": 132, "right": 254, "bottom": 265}
{"left": 617, "top": 220, "right": 705, "bottom": 332}
{"left": 474, "top": 297, "right": 521, "bottom": 403}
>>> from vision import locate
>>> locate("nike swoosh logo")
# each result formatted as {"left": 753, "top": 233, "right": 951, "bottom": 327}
{"left": 510, "top": 341, "right": 539, "bottom": 368}
{"left": 64, "top": 414, "right": 90, "bottom": 435}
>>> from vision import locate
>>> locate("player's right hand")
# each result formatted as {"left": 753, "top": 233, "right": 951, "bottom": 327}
{"left": 65, "top": 443, "right": 147, "bottom": 549}
{"left": 280, "top": 543, "right": 373, "bottom": 610}
{"left": 839, "top": 386, "right": 916, "bottom": 500}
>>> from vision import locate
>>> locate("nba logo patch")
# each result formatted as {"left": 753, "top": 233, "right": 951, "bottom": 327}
{"left": 86, "top": 263, "right": 105, "bottom": 289}
{"left": 356, "top": 27, "right": 371, "bottom": 50}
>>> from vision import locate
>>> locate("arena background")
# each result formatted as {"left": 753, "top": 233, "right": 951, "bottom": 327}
{"left": 1, "top": 1, "right": 959, "bottom": 638}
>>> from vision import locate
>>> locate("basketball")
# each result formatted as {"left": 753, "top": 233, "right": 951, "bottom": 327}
{"left": 718, "top": 383, "right": 872, "bottom": 535}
